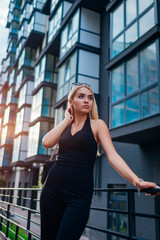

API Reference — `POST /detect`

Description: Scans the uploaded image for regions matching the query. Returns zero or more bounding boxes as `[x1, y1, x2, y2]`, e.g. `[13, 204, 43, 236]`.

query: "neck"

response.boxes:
[73, 113, 88, 124]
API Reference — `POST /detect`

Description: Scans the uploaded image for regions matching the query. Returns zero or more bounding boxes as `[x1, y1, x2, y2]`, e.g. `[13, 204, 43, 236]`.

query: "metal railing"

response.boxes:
[0, 188, 159, 240]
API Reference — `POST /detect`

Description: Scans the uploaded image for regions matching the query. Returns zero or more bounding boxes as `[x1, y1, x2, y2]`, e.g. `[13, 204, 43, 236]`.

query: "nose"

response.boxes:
[84, 97, 89, 103]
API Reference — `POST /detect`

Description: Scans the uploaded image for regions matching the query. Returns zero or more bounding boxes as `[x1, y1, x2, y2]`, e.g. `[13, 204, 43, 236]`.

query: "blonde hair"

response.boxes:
[67, 84, 99, 119]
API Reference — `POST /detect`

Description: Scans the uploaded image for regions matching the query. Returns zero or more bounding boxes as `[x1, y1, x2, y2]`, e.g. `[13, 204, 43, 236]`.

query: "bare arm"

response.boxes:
[97, 119, 157, 190]
[42, 109, 73, 148]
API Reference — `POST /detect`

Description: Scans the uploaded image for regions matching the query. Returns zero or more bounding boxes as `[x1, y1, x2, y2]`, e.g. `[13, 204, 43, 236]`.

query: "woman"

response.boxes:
[40, 83, 158, 240]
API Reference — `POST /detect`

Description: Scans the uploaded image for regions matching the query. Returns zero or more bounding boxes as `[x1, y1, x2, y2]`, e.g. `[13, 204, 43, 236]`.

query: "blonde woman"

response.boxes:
[40, 83, 158, 240]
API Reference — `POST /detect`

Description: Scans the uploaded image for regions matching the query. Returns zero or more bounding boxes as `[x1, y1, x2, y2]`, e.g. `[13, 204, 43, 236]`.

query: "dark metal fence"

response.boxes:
[0, 188, 159, 240]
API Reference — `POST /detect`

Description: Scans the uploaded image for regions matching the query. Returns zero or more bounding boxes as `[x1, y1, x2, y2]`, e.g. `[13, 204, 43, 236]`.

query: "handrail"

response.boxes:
[0, 187, 159, 240]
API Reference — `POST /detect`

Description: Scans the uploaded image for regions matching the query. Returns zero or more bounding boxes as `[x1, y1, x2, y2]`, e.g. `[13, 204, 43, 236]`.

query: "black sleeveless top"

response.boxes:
[47, 117, 97, 200]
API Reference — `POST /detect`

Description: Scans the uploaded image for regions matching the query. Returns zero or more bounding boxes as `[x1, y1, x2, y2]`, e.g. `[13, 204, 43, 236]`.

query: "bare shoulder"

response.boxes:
[90, 119, 108, 129]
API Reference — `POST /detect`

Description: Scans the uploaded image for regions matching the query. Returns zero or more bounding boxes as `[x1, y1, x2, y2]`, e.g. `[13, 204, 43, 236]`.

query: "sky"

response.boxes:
[0, 0, 10, 72]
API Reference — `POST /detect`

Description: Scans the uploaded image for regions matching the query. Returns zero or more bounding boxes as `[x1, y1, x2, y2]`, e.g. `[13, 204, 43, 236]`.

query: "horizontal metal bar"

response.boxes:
[9, 210, 28, 221]
[30, 219, 40, 226]
[134, 212, 160, 219]
[90, 206, 129, 214]
[0, 188, 41, 191]
[0, 200, 39, 213]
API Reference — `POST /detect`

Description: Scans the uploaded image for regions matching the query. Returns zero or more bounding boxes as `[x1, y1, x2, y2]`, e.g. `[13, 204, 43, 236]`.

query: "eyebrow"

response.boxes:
[78, 93, 93, 97]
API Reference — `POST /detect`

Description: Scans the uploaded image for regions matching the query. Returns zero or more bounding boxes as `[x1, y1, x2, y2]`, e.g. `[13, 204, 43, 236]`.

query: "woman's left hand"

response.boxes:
[136, 180, 160, 197]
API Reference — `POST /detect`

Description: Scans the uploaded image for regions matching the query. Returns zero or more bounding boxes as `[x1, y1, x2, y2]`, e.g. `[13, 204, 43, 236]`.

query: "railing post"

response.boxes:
[6, 202, 10, 237]
[155, 196, 160, 240]
[27, 189, 35, 240]
[17, 189, 22, 206]
[128, 190, 136, 238]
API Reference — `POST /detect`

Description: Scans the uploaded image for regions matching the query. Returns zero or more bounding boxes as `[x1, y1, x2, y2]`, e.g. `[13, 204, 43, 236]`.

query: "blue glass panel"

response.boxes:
[126, 96, 139, 123]
[112, 34, 124, 58]
[126, 55, 138, 94]
[112, 102, 124, 128]
[140, 42, 157, 88]
[126, 0, 137, 25]
[125, 23, 138, 48]
[138, 0, 154, 14]
[112, 2, 124, 38]
[141, 87, 159, 118]
[139, 8, 155, 37]
[112, 64, 124, 102]
[42, 105, 49, 117]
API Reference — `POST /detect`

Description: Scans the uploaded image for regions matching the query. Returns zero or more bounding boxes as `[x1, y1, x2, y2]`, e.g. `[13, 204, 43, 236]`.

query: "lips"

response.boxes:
[82, 105, 89, 109]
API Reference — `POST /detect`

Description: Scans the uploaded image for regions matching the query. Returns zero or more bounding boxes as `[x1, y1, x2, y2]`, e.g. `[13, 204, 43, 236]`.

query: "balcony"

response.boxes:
[15, 68, 34, 94]
[3, 105, 16, 127]
[14, 107, 31, 136]
[18, 21, 28, 41]
[0, 187, 159, 240]
[6, 86, 17, 106]
[12, 135, 28, 163]
[19, 3, 31, 25]
[25, 11, 47, 48]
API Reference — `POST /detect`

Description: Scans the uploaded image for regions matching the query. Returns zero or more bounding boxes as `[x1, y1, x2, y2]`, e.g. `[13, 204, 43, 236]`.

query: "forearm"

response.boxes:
[42, 118, 71, 148]
[108, 152, 139, 187]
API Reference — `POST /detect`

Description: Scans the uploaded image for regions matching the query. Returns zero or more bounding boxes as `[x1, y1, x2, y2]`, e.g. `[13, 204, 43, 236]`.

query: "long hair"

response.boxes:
[67, 84, 99, 119]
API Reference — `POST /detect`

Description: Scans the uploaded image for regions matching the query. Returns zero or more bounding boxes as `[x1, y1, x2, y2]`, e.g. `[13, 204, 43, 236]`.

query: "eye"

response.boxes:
[79, 95, 84, 99]
[88, 96, 93, 100]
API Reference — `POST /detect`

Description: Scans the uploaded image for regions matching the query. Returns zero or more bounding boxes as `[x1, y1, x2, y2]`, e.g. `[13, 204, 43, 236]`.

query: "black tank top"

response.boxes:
[54, 116, 97, 200]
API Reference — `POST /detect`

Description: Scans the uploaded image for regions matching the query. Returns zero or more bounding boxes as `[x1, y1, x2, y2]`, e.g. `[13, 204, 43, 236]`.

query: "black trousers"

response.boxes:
[40, 189, 91, 240]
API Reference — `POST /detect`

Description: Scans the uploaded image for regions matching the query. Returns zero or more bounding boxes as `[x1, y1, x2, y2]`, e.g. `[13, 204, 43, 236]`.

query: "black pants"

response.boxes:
[40, 190, 91, 240]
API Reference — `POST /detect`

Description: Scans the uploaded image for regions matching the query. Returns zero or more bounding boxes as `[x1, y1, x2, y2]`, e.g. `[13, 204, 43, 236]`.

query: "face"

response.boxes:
[70, 87, 94, 114]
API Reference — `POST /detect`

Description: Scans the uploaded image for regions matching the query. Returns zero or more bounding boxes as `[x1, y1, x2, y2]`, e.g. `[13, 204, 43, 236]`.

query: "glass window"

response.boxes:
[12, 136, 21, 162]
[18, 83, 27, 108]
[112, 34, 124, 58]
[139, 7, 155, 37]
[126, 0, 137, 25]
[110, 0, 156, 59]
[60, 10, 79, 58]
[27, 122, 40, 157]
[138, 0, 154, 14]
[125, 23, 138, 48]
[112, 102, 124, 128]
[112, 2, 124, 38]
[140, 42, 157, 88]
[141, 87, 159, 118]
[126, 96, 140, 123]
[30, 89, 43, 122]
[38, 122, 53, 155]
[126, 55, 138, 94]
[15, 108, 24, 135]
[111, 40, 159, 128]
[112, 64, 124, 102]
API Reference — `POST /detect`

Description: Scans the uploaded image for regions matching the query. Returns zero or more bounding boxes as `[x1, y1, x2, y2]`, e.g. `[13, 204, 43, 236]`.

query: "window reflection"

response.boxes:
[27, 122, 40, 157]
[57, 51, 77, 101]
[48, 5, 62, 43]
[125, 23, 137, 48]
[140, 42, 157, 88]
[138, 0, 154, 14]
[126, 0, 136, 25]
[111, 41, 159, 128]
[112, 64, 124, 103]
[139, 8, 155, 37]
[112, 3, 124, 38]
[110, 0, 155, 59]
[126, 96, 139, 123]
[112, 102, 124, 128]
[141, 87, 159, 118]
[126, 56, 138, 94]
[60, 10, 79, 58]
[112, 34, 124, 58]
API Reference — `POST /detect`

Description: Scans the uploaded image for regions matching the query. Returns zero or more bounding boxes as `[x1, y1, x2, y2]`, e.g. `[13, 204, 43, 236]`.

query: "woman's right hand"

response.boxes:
[65, 108, 74, 123]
